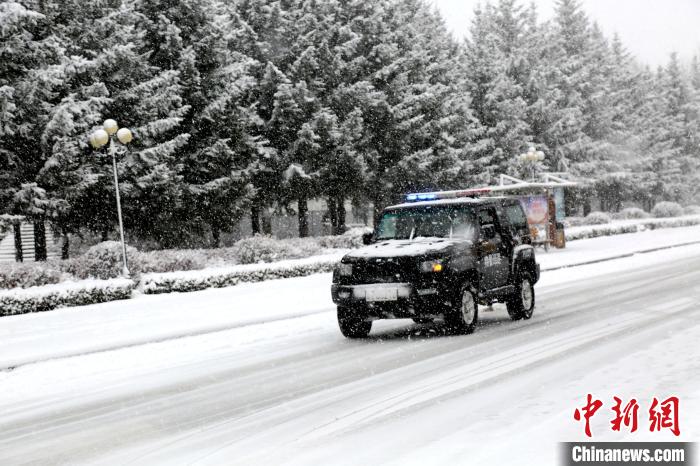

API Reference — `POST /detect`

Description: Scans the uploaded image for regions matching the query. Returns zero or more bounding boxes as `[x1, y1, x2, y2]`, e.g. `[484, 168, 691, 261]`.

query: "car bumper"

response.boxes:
[331, 283, 452, 319]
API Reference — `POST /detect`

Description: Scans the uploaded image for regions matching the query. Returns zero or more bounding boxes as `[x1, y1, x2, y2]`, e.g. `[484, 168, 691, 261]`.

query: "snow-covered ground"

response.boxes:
[1, 226, 699, 465]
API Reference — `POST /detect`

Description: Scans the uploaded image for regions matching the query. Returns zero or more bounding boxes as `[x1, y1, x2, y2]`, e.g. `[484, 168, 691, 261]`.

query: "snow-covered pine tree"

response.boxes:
[0, 1, 64, 257]
[657, 53, 698, 201]
[627, 58, 691, 206]
[34, 0, 190, 249]
[463, 0, 532, 181]
[133, 0, 266, 247]
[387, 0, 479, 192]
[350, 0, 479, 214]
[544, 0, 592, 175]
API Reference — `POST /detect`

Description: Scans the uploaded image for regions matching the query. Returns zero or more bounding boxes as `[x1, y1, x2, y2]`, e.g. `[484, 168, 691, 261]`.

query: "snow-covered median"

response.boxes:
[141, 252, 346, 294]
[0, 278, 134, 316]
[565, 214, 700, 241]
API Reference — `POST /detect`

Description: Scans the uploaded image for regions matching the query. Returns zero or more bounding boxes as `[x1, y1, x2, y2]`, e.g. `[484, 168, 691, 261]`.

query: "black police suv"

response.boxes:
[331, 194, 540, 338]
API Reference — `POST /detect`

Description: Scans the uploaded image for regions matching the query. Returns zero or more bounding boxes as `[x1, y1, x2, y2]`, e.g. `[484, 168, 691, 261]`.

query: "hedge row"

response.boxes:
[0, 279, 135, 316]
[566, 216, 700, 241]
[141, 255, 343, 294]
[1, 231, 369, 290]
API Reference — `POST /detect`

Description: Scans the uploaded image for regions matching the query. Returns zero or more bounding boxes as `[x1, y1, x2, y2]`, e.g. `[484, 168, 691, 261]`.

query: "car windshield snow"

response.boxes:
[375, 205, 477, 241]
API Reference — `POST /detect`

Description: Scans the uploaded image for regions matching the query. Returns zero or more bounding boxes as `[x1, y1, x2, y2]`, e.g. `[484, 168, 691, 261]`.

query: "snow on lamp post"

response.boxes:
[89, 119, 133, 277]
[518, 146, 545, 182]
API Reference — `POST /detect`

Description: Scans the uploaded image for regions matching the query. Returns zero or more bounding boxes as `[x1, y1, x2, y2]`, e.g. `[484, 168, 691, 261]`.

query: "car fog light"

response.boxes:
[338, 290, 351, 299]
[420, 260, 444, 273]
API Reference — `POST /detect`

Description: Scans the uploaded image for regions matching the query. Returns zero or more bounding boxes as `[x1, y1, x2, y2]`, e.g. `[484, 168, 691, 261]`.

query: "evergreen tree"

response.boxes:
[463, 0, 531, 180]
[0, 1, 64, 257]
[35, 0, 190, 248]
[133, 0, 265, 246]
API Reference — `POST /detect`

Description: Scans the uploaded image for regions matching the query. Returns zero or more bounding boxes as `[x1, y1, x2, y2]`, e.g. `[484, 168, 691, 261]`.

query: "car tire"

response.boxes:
[337, 306, 372, 338]
[506, 273, 535, 321]
[446, 285, 478, 334]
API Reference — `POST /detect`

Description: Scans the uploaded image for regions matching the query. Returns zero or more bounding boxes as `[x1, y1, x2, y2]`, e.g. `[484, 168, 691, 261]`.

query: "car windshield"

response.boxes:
[375, 205, 477, 240]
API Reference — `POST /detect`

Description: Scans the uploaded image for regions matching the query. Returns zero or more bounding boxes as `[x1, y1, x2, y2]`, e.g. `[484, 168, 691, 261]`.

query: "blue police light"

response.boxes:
[405, 188, 490, 202]
[405, 193, 438, 202]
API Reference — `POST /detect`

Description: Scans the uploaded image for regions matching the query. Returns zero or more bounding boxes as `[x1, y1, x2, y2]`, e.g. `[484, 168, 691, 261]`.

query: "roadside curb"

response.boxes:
[541, 240, 700, 272]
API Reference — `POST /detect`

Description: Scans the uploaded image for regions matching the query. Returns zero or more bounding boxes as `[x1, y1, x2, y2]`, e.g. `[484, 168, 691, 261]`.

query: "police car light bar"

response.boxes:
[405, 188, 491, 202]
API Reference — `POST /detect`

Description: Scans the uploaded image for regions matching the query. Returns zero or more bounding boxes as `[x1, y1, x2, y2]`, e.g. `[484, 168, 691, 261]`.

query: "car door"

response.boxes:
[477, 207, 510, 289]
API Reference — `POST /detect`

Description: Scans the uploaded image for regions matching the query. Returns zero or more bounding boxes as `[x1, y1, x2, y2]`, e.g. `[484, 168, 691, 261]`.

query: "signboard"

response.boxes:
[519, 195, 549, 226]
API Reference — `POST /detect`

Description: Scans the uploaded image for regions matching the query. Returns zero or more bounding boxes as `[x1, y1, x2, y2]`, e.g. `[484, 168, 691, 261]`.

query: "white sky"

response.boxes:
[432, 0, 700, 67]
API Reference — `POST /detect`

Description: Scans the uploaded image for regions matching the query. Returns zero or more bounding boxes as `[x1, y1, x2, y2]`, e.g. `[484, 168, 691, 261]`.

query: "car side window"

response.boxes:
[477, 208, 494, 226]
[504, 203, 528, 231]
[451, 208, 476, 240]
[478, 207, 500, 242]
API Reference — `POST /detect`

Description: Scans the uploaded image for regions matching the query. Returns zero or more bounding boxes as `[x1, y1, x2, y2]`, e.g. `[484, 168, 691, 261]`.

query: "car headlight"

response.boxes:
[338, 263, 353, 276]
[420, 260, 443, 273]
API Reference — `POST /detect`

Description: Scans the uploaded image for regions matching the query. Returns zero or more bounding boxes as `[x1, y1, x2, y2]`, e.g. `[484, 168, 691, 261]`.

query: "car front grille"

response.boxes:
[351, 258, 417, 284]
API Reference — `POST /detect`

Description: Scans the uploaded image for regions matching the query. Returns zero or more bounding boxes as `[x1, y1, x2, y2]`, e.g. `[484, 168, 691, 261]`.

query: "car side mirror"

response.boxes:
[480, 224, 496, 240]
[362, 232, 374, 245]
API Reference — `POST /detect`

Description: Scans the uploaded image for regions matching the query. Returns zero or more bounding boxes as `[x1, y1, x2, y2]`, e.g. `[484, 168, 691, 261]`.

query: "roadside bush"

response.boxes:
[582, 211, 611, 225]
[139, 249, 207, 273]
[228, 235, 301, 264]
[618, 207, 650, 219]
[683, 205, 700, 215]
[317, 230, 366, 249]
[0, 262, 67, 289]
[566, 216, 700, 241]
[652, 201, 683, 218]
[141, 256, 342, 294]
[563, 217, 585, 227]
[0, 279, 134, 315]
[62, 241, 141, 279]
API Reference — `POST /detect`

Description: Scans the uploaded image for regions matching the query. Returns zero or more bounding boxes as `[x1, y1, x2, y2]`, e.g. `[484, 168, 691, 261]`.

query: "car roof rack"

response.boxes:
[404, 174, 579, 203]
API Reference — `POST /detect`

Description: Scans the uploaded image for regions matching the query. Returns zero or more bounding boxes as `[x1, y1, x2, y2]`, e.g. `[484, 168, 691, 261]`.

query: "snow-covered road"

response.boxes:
[1, 227, 699, 465]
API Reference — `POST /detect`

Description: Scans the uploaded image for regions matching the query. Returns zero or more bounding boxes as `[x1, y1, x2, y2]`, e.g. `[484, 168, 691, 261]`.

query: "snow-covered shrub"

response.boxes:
[566, 216, 700, 241]
[581, 211, 611, 225]
[618, 207, 650, 219]
[683, 205, 700, 215]
[316, 231, 365, 249]
[563, 217, 585, 227]
[139, 249, 207, 273]
[0, 262, 67, 289]
[141, 254, 343, 294]
[566, 224, 639, 241]
[342, 225, 373, 237]
[651, 202, 683, 218]
[62, 241, 141, 279]
[227, 235, 314, 264]
[0, 279, 135, 315]
[281, 237, 330, 256]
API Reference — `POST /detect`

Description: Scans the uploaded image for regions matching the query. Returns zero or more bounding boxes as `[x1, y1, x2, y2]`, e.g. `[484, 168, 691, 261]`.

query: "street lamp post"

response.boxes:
[518, 146, 545, 182]
[89, 119, 133, 277]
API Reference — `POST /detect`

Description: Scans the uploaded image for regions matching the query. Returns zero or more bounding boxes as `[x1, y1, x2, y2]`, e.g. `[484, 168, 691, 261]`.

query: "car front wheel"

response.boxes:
[337, 306, 372, 338]
[446, 285, 478, 334]
[506, 273, 535, 320]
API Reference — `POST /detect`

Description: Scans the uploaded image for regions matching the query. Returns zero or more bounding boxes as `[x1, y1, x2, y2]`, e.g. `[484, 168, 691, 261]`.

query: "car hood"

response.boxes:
[345, 237, 464, 260]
